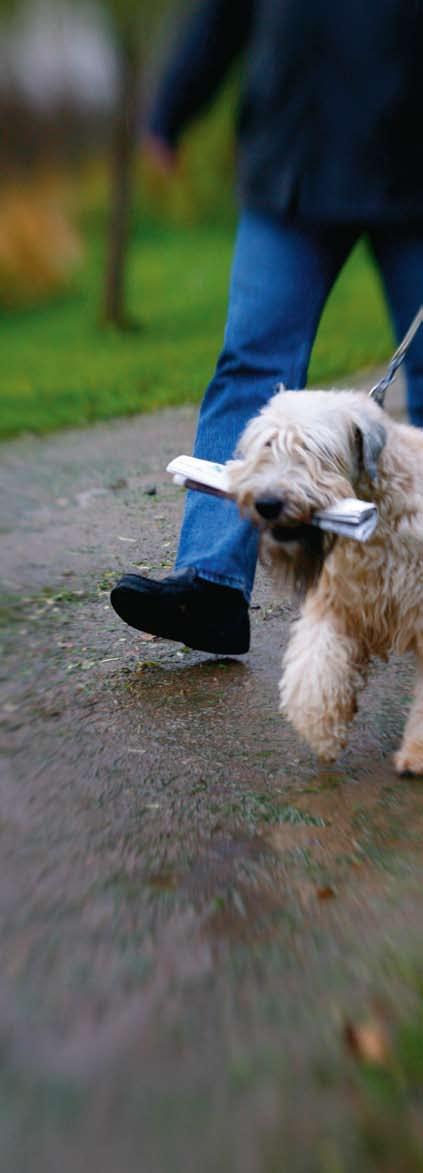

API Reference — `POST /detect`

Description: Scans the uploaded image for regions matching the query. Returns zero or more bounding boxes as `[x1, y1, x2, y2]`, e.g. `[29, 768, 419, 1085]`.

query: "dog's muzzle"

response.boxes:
[255, 496, 309, 542]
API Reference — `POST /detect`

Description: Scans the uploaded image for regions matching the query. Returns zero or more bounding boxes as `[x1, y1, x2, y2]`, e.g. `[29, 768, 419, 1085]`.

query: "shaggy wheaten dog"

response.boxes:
[228, 388, 423, 775]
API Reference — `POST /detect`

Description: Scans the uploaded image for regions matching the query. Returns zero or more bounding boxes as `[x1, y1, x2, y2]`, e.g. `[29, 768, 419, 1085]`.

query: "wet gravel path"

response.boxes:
[2, 373, 423, 1173]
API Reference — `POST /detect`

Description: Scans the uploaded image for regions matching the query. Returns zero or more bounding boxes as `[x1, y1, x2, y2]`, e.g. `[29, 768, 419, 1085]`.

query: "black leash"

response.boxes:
[369, 305, 423, 408]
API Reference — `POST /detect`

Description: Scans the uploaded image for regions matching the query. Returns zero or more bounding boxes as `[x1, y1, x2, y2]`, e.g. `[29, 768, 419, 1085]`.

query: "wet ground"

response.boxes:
[2, 374, 423, 1172]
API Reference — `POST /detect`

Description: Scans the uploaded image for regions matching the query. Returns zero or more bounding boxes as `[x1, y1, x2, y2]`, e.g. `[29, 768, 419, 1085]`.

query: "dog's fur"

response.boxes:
[228, 389, 423, 774]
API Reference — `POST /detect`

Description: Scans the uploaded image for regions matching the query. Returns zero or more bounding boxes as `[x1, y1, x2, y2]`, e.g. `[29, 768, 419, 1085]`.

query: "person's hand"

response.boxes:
[142, 134, 178, 176]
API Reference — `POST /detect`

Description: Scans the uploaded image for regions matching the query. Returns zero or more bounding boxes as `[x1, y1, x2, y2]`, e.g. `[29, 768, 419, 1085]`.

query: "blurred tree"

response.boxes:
[99, 0, 171, 329]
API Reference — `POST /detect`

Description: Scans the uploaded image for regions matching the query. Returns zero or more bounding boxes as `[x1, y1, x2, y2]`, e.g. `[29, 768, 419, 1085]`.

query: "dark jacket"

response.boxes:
[149, 0, 423, 224]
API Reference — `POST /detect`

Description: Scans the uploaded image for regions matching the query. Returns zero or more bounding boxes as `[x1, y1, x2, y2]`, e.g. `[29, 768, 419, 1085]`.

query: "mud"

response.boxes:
[2, 373, 423, 1173]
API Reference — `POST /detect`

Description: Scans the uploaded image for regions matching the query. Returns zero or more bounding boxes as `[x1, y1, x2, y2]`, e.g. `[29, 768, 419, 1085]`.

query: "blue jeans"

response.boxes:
[175, 212, 423, 601]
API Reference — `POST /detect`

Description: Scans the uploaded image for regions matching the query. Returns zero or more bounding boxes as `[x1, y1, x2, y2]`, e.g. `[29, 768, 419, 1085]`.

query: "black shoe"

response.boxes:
[110, 568, 250, 655]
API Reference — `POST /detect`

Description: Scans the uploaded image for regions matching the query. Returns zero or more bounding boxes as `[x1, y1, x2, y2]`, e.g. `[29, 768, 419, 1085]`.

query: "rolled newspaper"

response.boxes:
[166, 456, 378, 542]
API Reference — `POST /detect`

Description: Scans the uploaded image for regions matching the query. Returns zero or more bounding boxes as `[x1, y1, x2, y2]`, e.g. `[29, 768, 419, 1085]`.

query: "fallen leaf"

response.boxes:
[317, 885, 336, 900]
[344, 1019, 391, 1064]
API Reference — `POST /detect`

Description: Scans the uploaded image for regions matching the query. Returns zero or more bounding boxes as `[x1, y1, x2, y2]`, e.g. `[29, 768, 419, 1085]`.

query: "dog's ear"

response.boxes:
[354, 417, 386, 483]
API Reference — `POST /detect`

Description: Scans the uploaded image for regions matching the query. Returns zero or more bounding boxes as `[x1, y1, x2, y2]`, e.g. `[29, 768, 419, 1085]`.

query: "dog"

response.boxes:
[228, 388, 423, 774]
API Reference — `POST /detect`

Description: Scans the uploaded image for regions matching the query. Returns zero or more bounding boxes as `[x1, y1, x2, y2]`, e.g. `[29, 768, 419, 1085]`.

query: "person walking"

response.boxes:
[111, 0, 423, 654]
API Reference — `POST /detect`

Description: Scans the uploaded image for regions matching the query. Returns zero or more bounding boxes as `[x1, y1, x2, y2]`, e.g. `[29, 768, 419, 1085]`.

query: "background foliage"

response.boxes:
[0, 4, 393, 437]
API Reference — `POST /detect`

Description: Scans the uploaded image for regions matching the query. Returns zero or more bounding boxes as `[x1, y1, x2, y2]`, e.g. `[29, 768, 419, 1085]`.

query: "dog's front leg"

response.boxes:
[280, 607, 365, 762]
[394, 655, 423, 777]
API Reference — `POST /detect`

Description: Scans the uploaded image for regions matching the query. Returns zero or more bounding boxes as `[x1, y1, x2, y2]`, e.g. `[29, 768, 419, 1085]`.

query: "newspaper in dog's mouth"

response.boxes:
[166, 456, 378, 542]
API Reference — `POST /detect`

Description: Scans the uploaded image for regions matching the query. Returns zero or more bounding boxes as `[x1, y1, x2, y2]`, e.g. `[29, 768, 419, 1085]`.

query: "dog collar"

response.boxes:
[369, 305, 423, 407]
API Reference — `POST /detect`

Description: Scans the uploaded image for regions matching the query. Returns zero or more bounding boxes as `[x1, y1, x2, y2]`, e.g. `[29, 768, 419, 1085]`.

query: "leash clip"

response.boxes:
[369, 305, 423, 407]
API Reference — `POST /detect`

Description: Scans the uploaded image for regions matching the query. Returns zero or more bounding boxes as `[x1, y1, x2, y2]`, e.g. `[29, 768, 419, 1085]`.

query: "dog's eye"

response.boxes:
[264, 440, 272, 448]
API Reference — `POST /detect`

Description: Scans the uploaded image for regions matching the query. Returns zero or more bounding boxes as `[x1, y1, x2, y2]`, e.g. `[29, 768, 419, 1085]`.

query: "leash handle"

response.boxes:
[369, 305, 423, 407]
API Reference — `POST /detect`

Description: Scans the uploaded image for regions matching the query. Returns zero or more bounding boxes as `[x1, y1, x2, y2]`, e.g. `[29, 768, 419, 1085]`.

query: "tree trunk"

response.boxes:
[103, 41, 140, 329]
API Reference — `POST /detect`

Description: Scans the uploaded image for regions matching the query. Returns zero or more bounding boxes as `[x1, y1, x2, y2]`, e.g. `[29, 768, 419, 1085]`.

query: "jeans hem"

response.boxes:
[175, 564, 251, 604]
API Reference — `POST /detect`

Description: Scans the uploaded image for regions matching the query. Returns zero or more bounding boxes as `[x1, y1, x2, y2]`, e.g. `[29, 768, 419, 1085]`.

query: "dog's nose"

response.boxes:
[255, 496, 283, 520]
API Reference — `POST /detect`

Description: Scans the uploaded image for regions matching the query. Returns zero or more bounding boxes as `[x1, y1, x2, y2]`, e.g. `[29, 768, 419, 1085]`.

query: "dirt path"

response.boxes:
[2, 373, 423, 1173]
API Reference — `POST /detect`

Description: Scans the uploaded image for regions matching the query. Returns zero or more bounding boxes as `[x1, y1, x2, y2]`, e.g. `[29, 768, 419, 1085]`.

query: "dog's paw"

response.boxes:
[394, 745, 423, 778]
[311, 732, 349, 763]
[316, 746, 344, 765]
[287, 716, 349, 763]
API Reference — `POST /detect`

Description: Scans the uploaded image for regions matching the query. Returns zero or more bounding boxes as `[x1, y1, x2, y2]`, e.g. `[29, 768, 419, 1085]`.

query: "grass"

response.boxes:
[0, 220, 394, 440]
